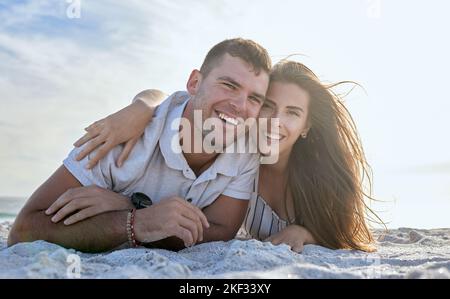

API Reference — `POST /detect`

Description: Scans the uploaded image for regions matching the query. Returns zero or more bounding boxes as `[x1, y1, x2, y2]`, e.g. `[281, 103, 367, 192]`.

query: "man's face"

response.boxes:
[187, 54, 270, 148]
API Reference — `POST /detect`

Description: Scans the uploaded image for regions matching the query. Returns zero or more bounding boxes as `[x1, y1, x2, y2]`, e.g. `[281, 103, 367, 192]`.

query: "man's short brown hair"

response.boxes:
[200, 38, 272, 78]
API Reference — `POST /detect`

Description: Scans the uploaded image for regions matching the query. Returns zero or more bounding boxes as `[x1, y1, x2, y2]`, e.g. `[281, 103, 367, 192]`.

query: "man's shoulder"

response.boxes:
[88, 91, 190, 176]
[215, 150, 260, 178]
[140, 91, 188, 135]
[153, 91, 190, 118]
[140, 90, 189, 143]
[234, 152, 260, 171]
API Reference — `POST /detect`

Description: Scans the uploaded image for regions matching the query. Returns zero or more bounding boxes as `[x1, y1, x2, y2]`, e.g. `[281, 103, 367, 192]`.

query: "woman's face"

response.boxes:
[259, 81, 310, 157]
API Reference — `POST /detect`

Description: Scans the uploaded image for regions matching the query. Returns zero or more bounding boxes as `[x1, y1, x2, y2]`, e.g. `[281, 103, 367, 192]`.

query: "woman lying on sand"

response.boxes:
[71, 60, 381, 253]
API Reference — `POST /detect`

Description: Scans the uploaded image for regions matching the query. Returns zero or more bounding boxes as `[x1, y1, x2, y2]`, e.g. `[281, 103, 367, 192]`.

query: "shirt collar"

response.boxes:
[159, 92, 191, 173]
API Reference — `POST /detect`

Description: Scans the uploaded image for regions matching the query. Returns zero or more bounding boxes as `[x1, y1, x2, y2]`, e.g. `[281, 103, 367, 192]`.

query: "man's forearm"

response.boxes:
[11, 209, 128, 253]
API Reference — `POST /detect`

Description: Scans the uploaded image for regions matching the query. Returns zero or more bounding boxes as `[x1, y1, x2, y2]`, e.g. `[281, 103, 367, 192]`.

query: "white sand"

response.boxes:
[1, 221, 449, 279]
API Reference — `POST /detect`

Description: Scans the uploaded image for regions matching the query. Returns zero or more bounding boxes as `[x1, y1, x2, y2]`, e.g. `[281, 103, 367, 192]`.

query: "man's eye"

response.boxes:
[223, 83, 236, 90]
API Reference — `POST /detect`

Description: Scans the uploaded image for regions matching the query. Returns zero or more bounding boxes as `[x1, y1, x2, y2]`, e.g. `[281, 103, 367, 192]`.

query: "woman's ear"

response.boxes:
[305, 119, 312, 134]
[305, 126, 311, 135]
[186, 70, 202, 95]
[302, 124, 311, 138]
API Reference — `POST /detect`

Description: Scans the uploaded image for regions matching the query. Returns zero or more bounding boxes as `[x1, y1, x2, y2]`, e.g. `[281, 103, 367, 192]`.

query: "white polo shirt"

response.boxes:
[63, 91, 260, 208]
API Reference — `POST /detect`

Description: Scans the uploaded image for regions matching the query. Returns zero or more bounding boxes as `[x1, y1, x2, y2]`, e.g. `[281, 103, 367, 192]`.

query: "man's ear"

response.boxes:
[186, 69, 202, 95]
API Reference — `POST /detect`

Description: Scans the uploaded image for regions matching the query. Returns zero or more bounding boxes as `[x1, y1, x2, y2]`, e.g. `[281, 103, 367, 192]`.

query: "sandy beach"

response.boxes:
[1, 221, 449, 279]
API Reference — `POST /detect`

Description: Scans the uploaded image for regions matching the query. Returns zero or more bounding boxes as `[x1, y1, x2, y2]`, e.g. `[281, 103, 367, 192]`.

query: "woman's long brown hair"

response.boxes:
[271, 60, 382, 252]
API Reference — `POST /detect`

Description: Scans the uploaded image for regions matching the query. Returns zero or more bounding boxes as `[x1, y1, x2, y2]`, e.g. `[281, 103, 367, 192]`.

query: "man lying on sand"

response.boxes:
[8, 38, 271, 252]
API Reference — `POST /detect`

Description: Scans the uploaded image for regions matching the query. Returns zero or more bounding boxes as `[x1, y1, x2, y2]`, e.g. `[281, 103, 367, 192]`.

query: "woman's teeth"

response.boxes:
[265, 132, 283, 140]
[218, 113, 238, 126]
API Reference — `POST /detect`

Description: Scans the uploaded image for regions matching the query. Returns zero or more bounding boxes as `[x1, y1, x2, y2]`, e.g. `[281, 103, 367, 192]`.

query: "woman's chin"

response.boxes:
[259, 146, 281, 158]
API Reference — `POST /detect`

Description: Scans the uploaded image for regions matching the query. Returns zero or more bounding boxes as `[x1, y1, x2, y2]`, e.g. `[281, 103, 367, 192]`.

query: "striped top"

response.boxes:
[239, 171, 294, 240]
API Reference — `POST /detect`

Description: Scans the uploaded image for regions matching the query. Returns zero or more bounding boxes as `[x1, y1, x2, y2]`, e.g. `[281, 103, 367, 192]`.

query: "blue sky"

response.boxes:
[1, 0, 449, 228]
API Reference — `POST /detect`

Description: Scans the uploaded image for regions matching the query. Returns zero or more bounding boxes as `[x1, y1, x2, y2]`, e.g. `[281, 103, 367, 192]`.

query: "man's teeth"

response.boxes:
[218, 113, 238, 126]
[265, 132, 283, 140]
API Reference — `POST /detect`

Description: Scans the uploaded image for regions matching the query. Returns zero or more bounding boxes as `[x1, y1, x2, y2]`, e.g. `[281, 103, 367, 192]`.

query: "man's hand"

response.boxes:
[264, 224, 316, 253]
[8, 166, 130, 252]
[134, 197, 210, 248]
[45, 185, 134, 225]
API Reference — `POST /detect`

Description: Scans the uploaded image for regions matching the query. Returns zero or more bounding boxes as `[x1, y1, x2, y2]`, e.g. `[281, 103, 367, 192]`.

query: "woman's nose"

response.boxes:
[268, 111, 283, 129]
[269, 117, 281, 131]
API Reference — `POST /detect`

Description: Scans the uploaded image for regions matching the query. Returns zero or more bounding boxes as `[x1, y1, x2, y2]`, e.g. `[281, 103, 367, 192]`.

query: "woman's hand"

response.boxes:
[265, 224, 316, 253]
[74, 89, 165, 169]
[73, 101, 152, 169]
[45, 186, 135, 225]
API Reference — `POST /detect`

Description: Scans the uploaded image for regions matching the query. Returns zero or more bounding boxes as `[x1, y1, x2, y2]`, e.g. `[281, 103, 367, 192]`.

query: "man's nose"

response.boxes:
[229, 93, 247, 115]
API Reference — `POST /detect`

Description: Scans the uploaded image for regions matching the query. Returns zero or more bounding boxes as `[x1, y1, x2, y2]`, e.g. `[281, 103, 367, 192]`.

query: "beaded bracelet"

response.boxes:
[126, 208, 139, 248]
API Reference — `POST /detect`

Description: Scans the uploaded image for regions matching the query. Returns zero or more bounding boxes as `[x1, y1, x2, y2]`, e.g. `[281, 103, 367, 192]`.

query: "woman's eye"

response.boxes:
[288, 111, 300, 117]
[249, 96, 261, 104]
[261, 104, 273, 110]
